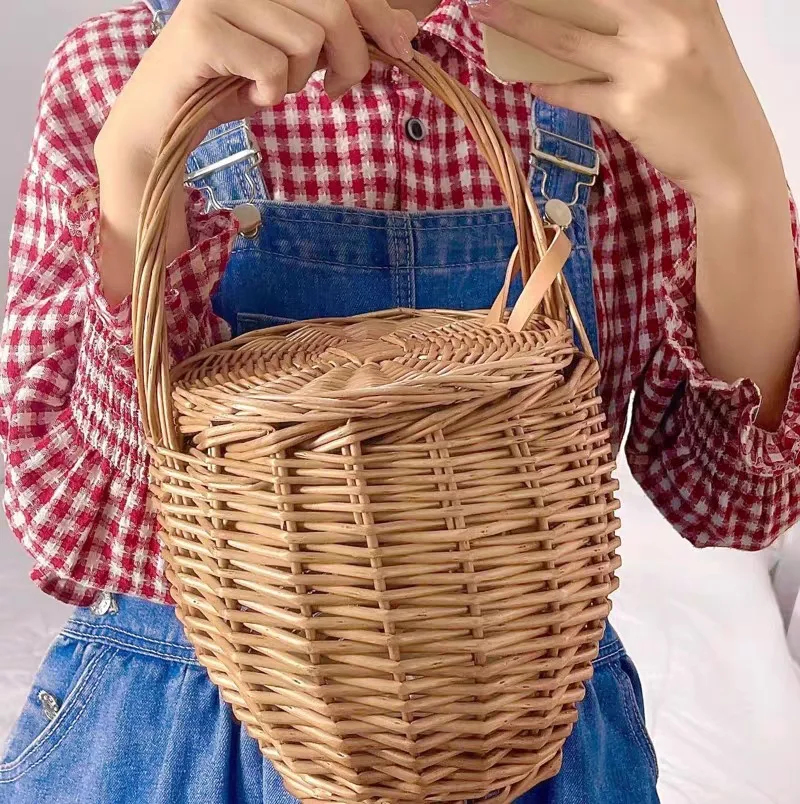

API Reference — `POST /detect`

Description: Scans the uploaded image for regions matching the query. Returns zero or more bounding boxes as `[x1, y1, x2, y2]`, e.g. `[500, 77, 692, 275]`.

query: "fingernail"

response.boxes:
[391, 30, 414, 62]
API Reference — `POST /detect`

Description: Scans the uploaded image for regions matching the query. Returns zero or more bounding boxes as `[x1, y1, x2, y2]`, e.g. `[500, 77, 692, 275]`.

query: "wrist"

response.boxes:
[690, 159, 788, 219]
[95, 115, 157, 184]
[95, 130, 190, 308]
[688, 132, 787, 209]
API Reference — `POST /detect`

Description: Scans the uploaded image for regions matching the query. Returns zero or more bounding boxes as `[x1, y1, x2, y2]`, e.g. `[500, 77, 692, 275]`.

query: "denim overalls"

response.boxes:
[0, 2, 659, 801]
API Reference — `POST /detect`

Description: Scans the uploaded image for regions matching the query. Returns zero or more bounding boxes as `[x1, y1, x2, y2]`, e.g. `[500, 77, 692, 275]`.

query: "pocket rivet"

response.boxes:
[232, 203, 262, 239]
[37, 690, 61, 721]
[90, 591, 118, 617]
[544, 198, 573, 229]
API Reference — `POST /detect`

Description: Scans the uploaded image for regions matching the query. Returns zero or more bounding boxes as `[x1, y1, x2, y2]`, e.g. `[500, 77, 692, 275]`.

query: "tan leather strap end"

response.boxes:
[487, 229, 572, 332]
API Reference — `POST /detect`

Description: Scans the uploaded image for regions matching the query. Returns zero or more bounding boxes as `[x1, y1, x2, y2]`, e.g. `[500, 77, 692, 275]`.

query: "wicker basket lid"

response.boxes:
[171, 310, 576, 434]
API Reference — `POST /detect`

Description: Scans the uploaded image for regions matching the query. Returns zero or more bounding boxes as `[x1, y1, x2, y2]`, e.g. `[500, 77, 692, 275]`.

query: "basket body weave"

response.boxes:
[154, 310, 621, 802]
[133, 49, 620, 804]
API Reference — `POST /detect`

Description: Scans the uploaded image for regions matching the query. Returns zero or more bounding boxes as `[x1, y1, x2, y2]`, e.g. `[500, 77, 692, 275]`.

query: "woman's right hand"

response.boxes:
[94, 0, 418, 306]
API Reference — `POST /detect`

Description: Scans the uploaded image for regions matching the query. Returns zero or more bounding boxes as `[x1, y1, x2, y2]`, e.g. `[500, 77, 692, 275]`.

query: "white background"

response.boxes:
[0, 2, 799, 802]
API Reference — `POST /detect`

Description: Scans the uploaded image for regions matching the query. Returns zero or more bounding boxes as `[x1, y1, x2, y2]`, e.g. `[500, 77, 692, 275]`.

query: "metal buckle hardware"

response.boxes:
[185, 129, 262, 185]
[184, 124, 264, 212]
[530, 129, 600, 207]
[151, 9, 168, 36]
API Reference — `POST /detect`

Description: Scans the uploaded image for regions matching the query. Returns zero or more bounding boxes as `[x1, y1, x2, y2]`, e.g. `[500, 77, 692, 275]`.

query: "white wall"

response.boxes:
[721, 1, 800, 193]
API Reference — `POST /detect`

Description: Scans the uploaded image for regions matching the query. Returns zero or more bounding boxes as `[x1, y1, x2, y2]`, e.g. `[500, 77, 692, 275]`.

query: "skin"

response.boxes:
[470, 0, 800, 429]
[95, 0, 799, 430]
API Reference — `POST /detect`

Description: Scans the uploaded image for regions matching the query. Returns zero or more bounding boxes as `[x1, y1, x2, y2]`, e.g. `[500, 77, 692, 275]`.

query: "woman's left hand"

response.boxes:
[470, 0, 781, 204]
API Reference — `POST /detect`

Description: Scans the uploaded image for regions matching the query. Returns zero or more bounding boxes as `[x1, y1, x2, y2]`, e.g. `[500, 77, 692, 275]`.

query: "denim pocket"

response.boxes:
[0, 636, 115, 784]
[236, 312, 297, 336]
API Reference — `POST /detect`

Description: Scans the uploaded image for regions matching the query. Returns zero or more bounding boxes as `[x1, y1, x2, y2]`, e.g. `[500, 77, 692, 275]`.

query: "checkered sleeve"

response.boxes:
[613, 137, 800, 550]
[0, 10, 237, 604]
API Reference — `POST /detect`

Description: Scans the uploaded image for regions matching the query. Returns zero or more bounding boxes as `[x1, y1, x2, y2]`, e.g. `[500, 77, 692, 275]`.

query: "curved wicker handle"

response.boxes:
[132, 48, 584, 453]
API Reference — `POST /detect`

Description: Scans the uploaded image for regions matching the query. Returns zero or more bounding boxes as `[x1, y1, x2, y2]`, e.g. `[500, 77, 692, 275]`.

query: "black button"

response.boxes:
[405, 117, 426, 142]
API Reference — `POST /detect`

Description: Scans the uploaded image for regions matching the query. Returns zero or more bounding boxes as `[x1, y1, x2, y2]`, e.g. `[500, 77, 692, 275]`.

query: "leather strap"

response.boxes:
[486, 228, 572, 332]
[508, 229, 572, 331]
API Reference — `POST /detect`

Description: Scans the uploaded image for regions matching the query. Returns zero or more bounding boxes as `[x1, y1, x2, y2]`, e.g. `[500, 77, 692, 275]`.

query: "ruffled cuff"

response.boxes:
[5, 397, 169, 605]
[662, 227, 800, 476]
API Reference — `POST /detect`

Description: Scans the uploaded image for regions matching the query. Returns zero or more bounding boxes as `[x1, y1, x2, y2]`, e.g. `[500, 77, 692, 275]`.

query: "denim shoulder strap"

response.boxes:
[144, 0, 177, 30]
[145, 0, 269, 216]
[528, 99, 601, 356]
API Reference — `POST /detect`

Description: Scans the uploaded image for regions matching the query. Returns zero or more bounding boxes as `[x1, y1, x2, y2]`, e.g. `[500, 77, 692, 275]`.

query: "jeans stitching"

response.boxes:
[609, 661, 649, 772]
[238, 313, 295, 326]
[254, 216, 393, 231]
[61, 631, 199, 665]
[609, 661, 658, 780]
[63, 621, 193, 653]
[247, 202, 515, 228]
[406, 218, 414, 308]
[0, 646, 118, 782]
[61, 626, 197, 664]
[412, 217, 513, 230]
[0, 649, 101, 773]
[593, 645, 624, 667]
[231, 248, 520, 270]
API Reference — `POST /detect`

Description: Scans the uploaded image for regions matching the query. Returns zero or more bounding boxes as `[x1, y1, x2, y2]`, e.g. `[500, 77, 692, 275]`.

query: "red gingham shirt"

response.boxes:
[2, 0, 800, 606]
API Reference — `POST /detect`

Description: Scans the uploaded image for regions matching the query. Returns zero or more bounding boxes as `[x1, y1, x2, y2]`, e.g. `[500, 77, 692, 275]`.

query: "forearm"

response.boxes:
[694, 160, 800, 430]
[95, 128, 190, 308]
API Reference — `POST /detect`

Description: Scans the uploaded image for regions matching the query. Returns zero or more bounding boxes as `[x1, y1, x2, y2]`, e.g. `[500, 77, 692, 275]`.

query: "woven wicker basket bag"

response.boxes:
[131, 47, 621, 804]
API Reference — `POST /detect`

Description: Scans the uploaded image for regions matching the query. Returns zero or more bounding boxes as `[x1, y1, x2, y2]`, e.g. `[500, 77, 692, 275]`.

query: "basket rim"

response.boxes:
[171, 308, 578, 406]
